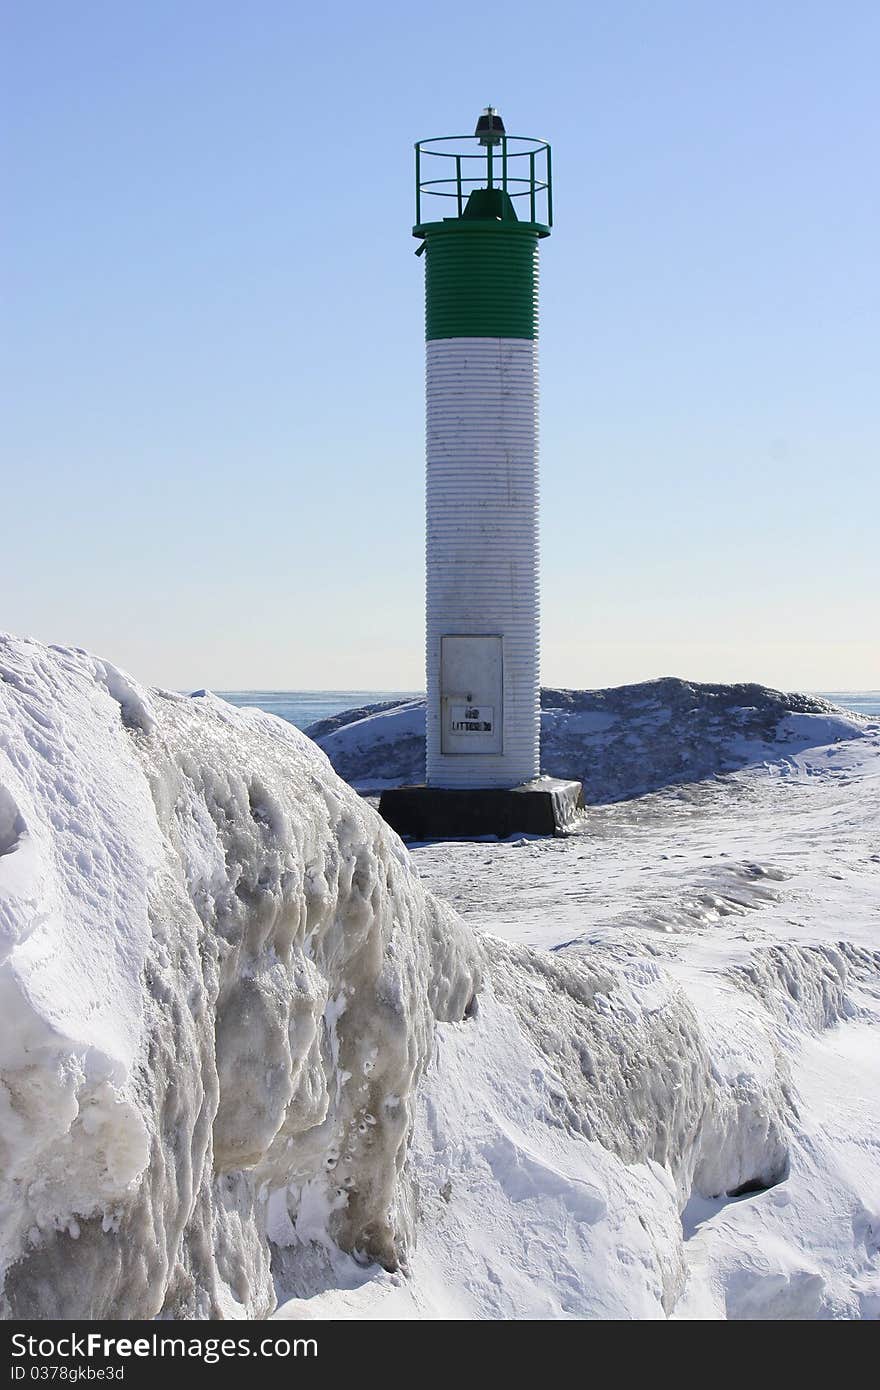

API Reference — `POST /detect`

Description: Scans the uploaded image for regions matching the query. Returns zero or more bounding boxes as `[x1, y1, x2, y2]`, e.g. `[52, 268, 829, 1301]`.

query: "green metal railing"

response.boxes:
[415, 133, 552, 229]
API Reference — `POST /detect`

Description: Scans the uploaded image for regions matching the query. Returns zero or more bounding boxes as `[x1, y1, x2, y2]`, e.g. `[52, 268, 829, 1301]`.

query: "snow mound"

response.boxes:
[274, 908, 880, 1321]
[386, 725, 880, 1320]
[0, 634, 480, 1318]
[486, 938, 791, 1204]
[306, 679, 868, 800]
[729, 940, 879, 1033]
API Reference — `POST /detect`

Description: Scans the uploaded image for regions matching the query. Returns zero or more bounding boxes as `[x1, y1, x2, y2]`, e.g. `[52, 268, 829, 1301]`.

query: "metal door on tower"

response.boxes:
[440, 635, 504, 755]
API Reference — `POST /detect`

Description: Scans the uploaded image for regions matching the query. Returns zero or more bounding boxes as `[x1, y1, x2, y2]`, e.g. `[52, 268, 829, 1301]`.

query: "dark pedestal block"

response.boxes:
[378, 778, 585, 840]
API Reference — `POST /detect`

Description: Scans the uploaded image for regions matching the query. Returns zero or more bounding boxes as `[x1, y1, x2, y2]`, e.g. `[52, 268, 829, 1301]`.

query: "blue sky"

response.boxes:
[3, 1, 878, 691]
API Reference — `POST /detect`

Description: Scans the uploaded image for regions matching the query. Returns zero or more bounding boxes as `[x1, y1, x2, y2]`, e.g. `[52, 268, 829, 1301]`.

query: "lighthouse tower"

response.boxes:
[380, 110, 582, 838]
[418, 108, 548, 790]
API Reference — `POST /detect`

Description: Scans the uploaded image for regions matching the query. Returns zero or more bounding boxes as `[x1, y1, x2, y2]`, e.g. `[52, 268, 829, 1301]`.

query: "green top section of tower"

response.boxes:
[414, 109, 552, 342]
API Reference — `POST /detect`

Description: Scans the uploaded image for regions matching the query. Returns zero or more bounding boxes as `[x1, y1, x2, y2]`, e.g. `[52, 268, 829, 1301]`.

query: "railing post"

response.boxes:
[456, 154, 462, 216]
[415, 143, 421, 224]
[501, 134, 508, 217]
[546, 144, 552, 226]
[529, 150, 536, 223]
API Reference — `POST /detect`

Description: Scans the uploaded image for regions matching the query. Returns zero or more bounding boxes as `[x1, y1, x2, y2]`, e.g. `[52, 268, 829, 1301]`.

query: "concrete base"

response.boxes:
[378, 778, 585, 841]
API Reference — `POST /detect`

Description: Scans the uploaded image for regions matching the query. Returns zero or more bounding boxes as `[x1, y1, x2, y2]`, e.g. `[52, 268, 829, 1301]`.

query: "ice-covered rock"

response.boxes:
[306, 679, 867, 799]
[0, 635, 480, 1318]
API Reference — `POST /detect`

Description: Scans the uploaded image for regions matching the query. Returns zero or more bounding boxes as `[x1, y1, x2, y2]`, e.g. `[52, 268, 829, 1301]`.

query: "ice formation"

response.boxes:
[2, 634, 878, 1320]
[0, 635, 479, 1318]
[306, 680, 867, 798]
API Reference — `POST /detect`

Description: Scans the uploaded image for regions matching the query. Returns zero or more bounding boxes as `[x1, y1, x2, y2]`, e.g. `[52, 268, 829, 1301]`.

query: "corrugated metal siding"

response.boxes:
[426, 337, 540, 788]
[423, 223, 540, 341]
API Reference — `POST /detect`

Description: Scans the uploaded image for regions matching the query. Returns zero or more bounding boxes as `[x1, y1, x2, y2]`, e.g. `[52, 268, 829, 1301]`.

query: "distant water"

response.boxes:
[218, 689, 879, 729]
[220, 690, 421, 730]
[816, 692, 880, 717]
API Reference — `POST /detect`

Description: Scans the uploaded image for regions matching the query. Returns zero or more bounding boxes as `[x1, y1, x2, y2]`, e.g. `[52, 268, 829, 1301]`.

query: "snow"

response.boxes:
[277, 697, 880, 1321]
[277, 985, 686, 1320]
[0, 634, 479, 1318]
[677, 1019, 880, 1319]
[307, 680, 867, 800]
[2, 632, 878, 1320]
[309, 700, 427, 792]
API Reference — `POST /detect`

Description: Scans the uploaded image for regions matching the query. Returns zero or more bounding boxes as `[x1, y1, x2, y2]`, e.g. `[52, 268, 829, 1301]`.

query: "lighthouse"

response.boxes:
[380, 109, 583, 838]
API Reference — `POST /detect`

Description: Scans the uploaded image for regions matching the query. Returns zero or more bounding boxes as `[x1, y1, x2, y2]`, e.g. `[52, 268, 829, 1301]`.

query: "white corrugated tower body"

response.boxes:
[426, 336, 540, 788]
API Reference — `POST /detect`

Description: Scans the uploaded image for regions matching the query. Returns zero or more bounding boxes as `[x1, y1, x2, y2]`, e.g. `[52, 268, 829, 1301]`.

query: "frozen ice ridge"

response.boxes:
[0, 635, 479, 1317]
